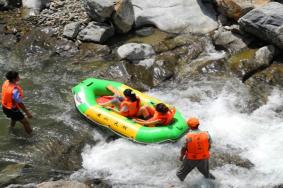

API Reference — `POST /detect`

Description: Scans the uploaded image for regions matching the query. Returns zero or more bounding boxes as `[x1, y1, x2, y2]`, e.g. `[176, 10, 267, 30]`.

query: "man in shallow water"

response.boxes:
[1, 71, 33, 135]
[176, 117, 215, 181]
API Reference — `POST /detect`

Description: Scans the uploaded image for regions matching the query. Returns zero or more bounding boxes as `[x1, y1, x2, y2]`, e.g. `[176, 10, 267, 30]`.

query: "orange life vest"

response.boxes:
[119, 97, 141, 117]
[151, 109, 174, 125]
[185, 131, 210, 160]
[1, 80, 23, 109]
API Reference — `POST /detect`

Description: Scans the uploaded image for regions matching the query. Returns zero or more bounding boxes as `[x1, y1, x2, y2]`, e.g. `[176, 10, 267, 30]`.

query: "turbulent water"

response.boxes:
[70, 79, 283, 188]
[0, 42, 283, 188]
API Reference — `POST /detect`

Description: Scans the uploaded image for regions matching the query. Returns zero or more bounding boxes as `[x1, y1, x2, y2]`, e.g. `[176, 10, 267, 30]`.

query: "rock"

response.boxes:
[63, 22, 81, 39]
[22, 0, 50, 14]
[78, 21, 114, 43]
[82, 0, 115, 22]
[37, 180, 88, 188]
[215, 0, 270, 20]
[0, 163, 26, 187]
[55, 38, 79, 57]
[135, 27, 155, 37]
[131, 0, 218, 34]
[238, 2, 283, 50]
[5, 183, 37, 188]
[213, 27, 252, 53]
[227, 46, 275, 81]
[112, 0, 134, 33]
[117, 43, 155, 60]
[78, 42, 111, 58]
[0, 33, 17, 49]
[0, 0, 21, 9]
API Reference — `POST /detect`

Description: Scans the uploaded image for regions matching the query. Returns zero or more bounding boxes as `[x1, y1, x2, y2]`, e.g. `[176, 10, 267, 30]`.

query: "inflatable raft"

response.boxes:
[72, 78, 188, 143]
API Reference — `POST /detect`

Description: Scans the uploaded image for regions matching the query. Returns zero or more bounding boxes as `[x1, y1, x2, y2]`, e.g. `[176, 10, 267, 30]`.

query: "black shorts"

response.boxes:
[2, 106, 24, 121]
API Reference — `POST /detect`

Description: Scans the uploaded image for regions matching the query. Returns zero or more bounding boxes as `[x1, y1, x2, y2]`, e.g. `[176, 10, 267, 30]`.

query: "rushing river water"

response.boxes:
[0, 41, 283, 188]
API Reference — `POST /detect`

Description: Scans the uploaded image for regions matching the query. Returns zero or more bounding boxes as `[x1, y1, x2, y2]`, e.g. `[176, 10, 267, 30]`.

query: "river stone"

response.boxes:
[117, 43, 155, 60]
[37, 180, 88, 188]
[213, 27, 252, 53]
[131, 0, 218, 34]
[112, 0, 134, 33]
[63, 22, 81, 39]
[82, 0, 115, 22]
[135, 27, 154, 37]
[78, 21, 114, 43]
[238, 2, 283, 50]
[0, 163, 26, 187]
[215, 0, 270, 20]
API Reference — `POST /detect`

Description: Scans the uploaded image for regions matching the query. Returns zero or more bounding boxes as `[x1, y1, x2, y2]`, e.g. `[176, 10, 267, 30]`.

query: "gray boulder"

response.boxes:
[63, 22, 81, 39]
[238, 2, 283, 50]
[112, 0, 134, 33]
[117, 43, 155, 60]
[83, 0, 115, 22]
[131, 0, 218, 34]
[78, 21, 115, 43]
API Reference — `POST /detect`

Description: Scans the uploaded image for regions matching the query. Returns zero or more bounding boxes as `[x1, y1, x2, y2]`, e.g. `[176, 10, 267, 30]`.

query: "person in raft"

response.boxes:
[133, 103, 176, 127]
[99, 86, 141, 118]
[176, 117, 215, 181]
[1, 71, 33, 135]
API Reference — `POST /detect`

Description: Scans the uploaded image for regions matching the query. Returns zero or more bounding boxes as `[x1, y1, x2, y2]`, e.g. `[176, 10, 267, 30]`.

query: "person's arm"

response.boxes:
[107, 85, 123, 97]
[18, 103, 32, 118]
[133, 118, 161, 127]
[179, 144, 187, 161]
[13, 88, 32, 118]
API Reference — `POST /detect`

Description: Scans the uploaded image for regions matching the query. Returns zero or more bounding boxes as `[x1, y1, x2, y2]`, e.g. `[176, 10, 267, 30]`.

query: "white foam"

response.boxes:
[76, 80, 283, 187]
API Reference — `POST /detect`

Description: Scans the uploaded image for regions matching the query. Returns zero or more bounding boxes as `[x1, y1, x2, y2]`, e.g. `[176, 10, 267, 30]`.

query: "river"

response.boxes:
[0, 40, 283, 188]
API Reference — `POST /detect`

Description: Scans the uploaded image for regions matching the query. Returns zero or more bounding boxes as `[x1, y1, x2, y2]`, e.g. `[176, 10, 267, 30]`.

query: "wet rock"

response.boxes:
[228, 46, 275, 81]
[132, 0, 218, 34]
[63, 22, 81, 39]
[0, 33, 17, 49]
[54, 38, 79, 57]
[0, 163, 26, 187]
[78, 42, 111, 59]
[117, 43, 155, 60]
[238, 2, 283, 50]
[213, 27, 252, 53]
[5, 183, 37, 188]
[215, 0, 270, 20]
[211, 149, 254, 169]
[112, 0, 134, 33]
[244, 64, 283, 105]
[37, 180, 88, 188]
[135, 27, 154, 37]
[78, 21, 115, 43]
[82, 0, 115, 22]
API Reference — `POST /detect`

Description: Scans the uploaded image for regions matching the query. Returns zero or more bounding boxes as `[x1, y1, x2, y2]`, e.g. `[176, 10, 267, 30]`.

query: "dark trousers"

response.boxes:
[176, 158, 214, 181]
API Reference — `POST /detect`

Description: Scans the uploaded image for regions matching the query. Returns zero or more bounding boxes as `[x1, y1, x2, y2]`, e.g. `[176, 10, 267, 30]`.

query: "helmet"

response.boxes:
[187, 117, 199, 129]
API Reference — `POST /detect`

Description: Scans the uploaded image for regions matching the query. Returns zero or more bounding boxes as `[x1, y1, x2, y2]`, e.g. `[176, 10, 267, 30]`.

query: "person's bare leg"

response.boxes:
[19, 118, 32, 135]
[10, 119, 16, 128]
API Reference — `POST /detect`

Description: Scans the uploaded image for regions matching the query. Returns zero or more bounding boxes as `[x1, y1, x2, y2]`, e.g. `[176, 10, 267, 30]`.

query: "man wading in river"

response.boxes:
[176, 117, 215, 181]
[1, 71, 33, 135]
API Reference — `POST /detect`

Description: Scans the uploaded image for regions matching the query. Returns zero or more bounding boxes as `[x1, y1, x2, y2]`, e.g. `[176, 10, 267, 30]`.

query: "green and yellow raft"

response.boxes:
[72, 78, 188, 144]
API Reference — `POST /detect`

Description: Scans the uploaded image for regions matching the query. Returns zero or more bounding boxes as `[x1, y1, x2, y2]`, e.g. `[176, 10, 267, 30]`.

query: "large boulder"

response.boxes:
[82, 0, 115, 22]
[238, 2, 283, 50]
[112, 0, 134, 33]
[78, 21, 115, 43]
[215, 0, 270, 20]
[131, 0, 218, 34]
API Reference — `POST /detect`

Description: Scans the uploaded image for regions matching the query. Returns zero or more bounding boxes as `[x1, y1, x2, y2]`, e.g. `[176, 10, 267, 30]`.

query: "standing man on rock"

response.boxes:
[176, 117, 215, 181]
[1, 71, 33, 135]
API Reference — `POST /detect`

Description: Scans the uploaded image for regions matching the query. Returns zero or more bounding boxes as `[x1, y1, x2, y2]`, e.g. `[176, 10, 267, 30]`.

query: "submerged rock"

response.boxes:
[37, 180, 88, 188]
[0, 163, 26, 187]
